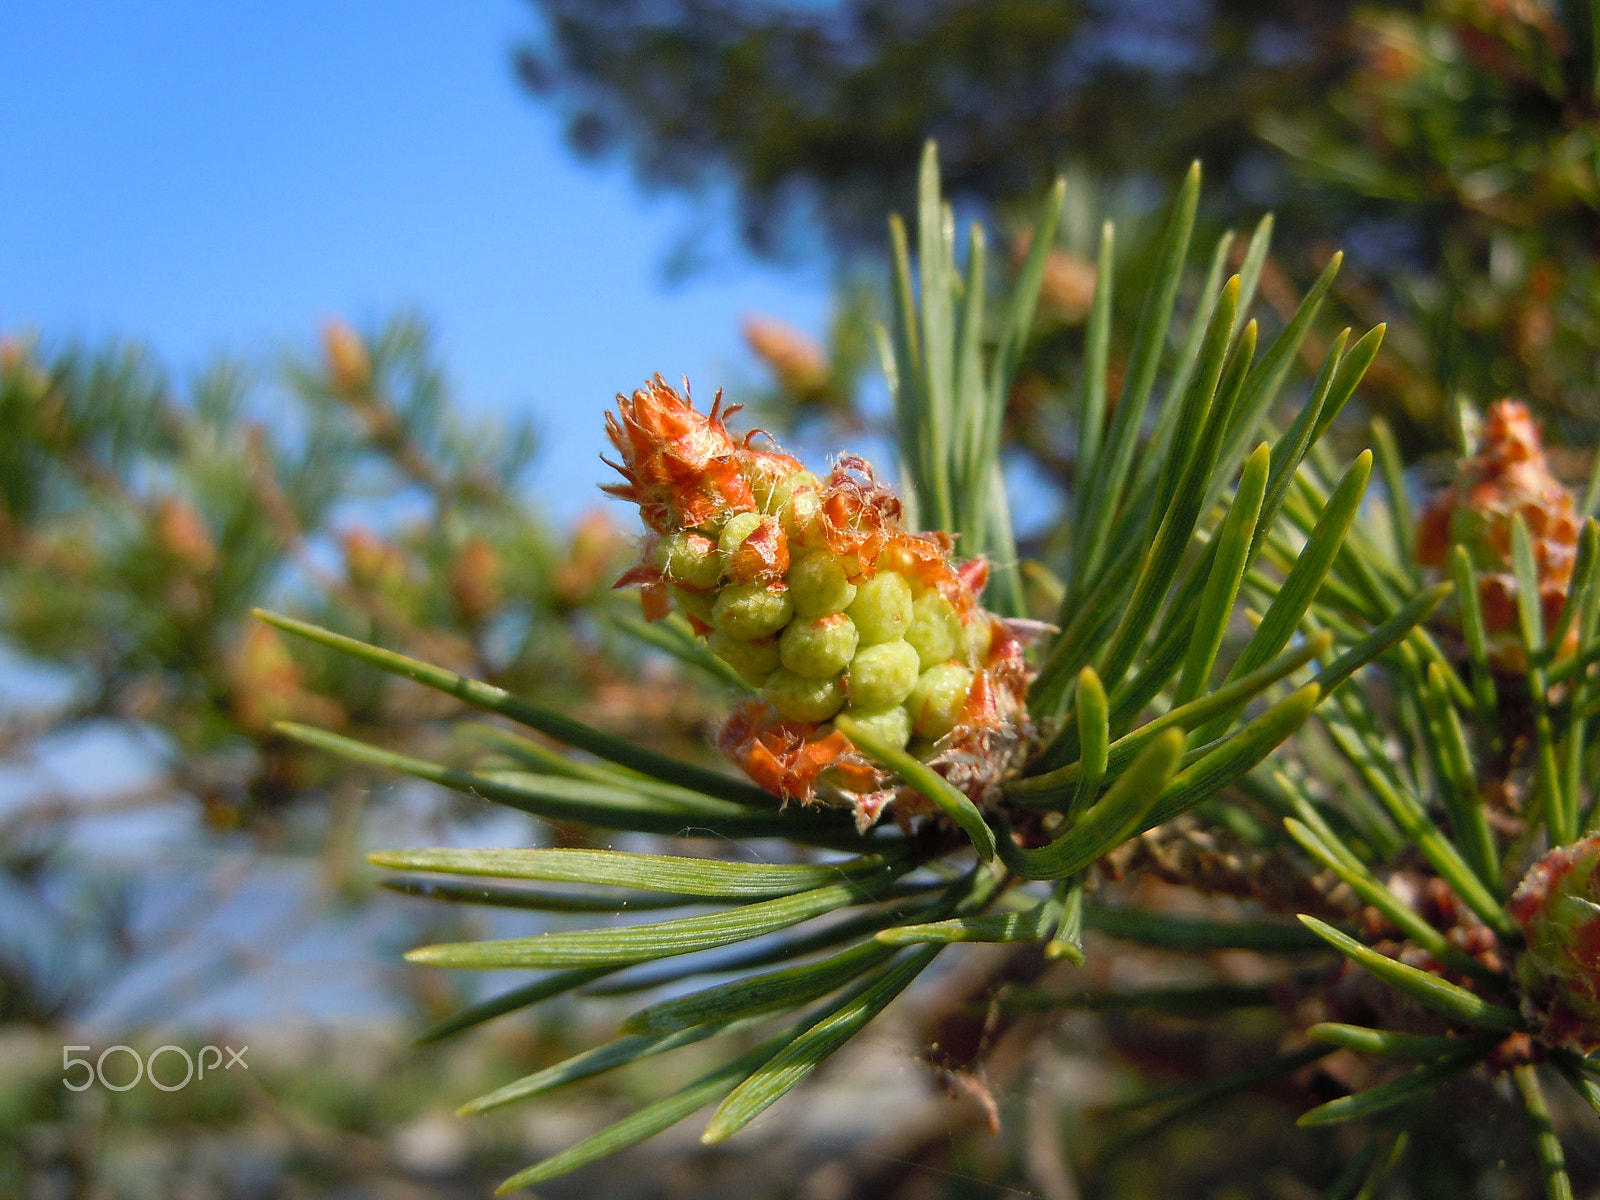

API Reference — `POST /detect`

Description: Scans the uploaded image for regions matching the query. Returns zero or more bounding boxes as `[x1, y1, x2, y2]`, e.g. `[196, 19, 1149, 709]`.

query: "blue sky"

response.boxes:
[0, 1, 833, 519]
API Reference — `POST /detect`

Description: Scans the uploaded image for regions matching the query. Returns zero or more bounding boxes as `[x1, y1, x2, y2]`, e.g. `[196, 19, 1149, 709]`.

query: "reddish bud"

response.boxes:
[1510, 836, 1600, 1053]
[1416, 399, 1579, 668]
[601, 375, 755, 533]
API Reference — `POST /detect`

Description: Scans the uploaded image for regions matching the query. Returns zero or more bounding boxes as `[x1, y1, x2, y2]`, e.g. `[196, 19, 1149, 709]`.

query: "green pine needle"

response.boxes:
[367, 846, 898, 899]
[1297, 916, 1522, 1031]
[1298, 1048, 1487, 1127]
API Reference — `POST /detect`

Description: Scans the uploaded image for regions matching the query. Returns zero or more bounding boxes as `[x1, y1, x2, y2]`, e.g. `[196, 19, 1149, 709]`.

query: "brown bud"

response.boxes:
[154, 497, 216, 573]
[342, 527, 407, 592]
[1013, 235, 1097, 324]
[450, 538, 502, 621]
[231, 623, 345, 733]
[232, 624, 304, 731]
[0, 336, 23, 374]
[322, 319, 371, 397]
[555, 508, 624, 602]
[742, 315, 829, 393]
[1039, 250, 1098, 323]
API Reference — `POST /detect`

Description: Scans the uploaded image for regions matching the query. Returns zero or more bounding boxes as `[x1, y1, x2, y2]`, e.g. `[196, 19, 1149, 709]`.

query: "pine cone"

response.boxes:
[604, 376, 1034, 829]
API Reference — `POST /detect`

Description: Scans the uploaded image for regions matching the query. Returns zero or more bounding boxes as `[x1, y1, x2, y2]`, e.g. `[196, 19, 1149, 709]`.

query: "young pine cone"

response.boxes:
[603, 375, 1036, 830]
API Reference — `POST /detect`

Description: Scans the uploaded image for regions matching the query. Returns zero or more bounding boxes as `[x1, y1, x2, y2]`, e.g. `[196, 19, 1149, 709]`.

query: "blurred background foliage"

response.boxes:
[7, 0, 1600, 1196]
[524, 0, 1600, 456]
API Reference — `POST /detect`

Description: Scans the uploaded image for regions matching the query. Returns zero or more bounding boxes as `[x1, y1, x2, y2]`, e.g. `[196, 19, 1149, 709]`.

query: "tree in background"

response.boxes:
[1263, 0, 1600, 446]
[0, 314, 670, 1025]
[517, 0, 1359, 257]
[519, 0, 1600, 461]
